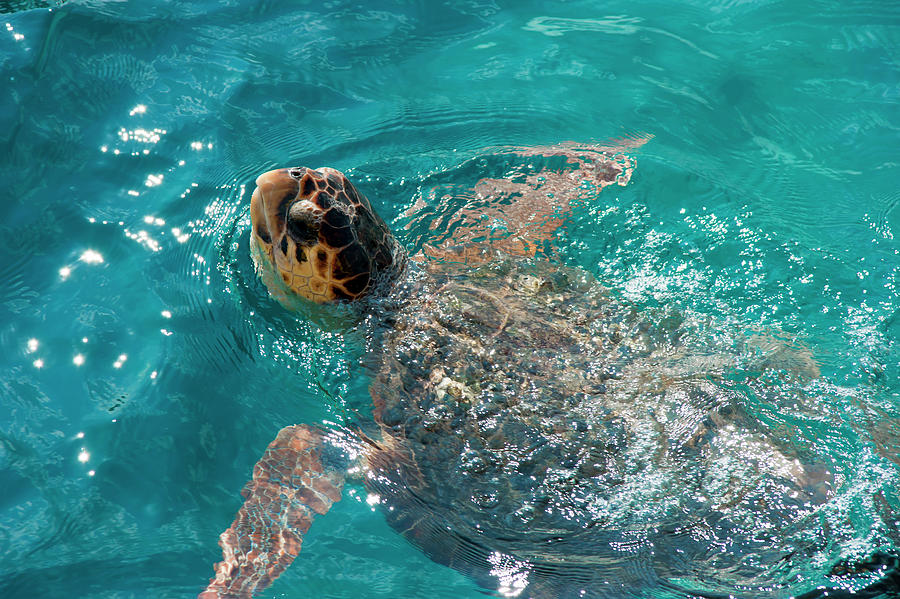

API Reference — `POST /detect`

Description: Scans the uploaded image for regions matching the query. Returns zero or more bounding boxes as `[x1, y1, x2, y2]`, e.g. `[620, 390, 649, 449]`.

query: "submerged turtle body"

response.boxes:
[203, 146, 834, 599]
[365, 257, 827, 595]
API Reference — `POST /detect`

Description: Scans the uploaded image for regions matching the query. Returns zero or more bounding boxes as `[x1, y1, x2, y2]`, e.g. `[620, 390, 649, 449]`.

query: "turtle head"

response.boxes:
[250, 166, 401, 303]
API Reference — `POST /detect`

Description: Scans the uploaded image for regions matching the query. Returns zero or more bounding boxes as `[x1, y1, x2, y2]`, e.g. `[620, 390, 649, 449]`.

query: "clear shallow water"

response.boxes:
[1, 0, 899, 598]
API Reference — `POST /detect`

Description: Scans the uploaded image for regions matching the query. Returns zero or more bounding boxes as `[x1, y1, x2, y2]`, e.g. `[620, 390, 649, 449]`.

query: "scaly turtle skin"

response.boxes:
[202, 146, 833, 599]
[249, 166, 402, 302]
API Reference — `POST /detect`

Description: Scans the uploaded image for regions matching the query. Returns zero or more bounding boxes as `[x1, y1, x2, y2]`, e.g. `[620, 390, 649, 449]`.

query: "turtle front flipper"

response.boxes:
[421, 139, 650, 264]
[199, 424, 345, 598]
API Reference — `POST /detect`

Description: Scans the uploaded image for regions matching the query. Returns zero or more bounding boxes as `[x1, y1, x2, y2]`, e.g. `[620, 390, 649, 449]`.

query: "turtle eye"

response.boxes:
[288, 167, 307, 180]
[286, 204, 320, 246]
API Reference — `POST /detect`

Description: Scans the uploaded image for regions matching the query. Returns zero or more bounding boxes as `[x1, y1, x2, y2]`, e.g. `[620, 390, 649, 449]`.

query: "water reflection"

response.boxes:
[1, 0, 897, 596]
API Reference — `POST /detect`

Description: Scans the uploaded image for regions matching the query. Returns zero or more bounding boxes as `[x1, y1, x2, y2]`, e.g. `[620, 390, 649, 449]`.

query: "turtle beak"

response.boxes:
[254, 168, 299, 216]
[250, 168, 300, 250]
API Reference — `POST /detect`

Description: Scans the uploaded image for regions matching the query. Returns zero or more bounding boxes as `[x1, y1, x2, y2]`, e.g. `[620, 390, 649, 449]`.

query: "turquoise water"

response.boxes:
[1, 0, 899, 597]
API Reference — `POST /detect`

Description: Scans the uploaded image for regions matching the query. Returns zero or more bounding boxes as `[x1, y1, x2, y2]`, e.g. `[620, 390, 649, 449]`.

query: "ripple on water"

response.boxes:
[0, 0, 66, 14]
[1, 0, 897, 596]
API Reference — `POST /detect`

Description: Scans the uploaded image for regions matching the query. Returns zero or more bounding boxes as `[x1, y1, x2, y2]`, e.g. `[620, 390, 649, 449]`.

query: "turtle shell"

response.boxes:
[247, 165, 834, 597]
[362, 257, 831, 597]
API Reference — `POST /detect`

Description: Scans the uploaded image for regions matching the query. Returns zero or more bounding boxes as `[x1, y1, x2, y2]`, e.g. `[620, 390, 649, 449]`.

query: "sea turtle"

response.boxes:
[199, 144, 835, 599]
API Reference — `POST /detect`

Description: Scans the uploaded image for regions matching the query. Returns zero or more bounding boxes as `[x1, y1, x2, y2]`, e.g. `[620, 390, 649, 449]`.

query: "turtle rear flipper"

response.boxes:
[200, 424, 345, 599]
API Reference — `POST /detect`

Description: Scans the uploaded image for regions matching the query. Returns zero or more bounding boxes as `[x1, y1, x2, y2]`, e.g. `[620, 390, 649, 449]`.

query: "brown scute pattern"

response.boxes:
[355, 205, 395, 271]
[326, 173, 344, 190]
[342, 272, 370, 295]
[316, 190, 334, 210]
[374, 245, 394, 271]
[250, 166, 400, 303]
[322, 202, 350, 229]
[355, 205, 383, 252]
[344, 183, 361, 205]
[300, 173, 316, 197]
[331, 287, 353, 301]
[334, 244, 369, 280]
[319, 221, 355, 248]
[199, 425, 344, 599]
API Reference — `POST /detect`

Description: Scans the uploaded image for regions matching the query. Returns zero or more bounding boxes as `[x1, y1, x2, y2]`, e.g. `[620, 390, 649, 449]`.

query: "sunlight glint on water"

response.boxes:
[0, 0, 898, 598]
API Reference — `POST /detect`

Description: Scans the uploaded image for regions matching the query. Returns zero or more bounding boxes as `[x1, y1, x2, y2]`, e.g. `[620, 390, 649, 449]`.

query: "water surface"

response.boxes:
[1, 0, 899, 597]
